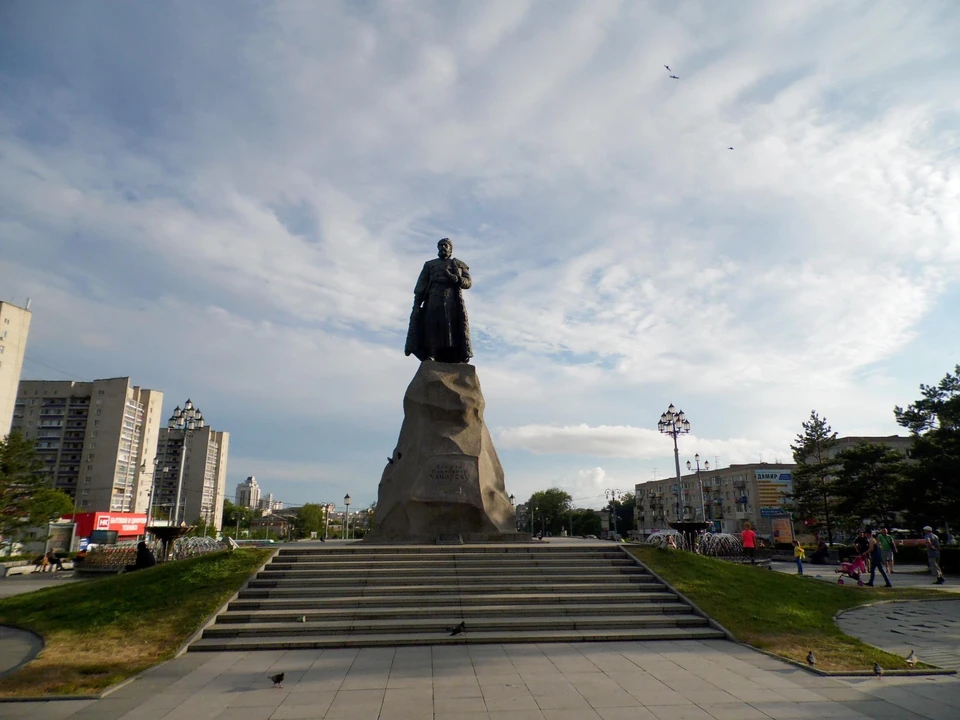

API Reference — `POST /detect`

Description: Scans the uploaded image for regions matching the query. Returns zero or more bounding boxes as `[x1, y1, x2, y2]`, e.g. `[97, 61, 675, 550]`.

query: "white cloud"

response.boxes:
[496, 424, 787, 465]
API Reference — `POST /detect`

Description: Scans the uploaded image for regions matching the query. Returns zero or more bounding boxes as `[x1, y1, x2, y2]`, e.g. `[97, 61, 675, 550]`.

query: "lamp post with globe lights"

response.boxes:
[686, 454, 710, 522]
[657, 404, 690, 521]
[344, 494, 352, 539]
[167, 400, 206, 526]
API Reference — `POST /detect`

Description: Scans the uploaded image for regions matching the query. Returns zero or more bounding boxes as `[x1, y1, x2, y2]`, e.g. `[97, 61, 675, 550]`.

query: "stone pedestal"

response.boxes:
[369, 361, 521, 543]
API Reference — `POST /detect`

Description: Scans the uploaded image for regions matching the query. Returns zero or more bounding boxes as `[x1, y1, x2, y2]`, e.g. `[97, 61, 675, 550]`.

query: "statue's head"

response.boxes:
[437, 238, 453, 260]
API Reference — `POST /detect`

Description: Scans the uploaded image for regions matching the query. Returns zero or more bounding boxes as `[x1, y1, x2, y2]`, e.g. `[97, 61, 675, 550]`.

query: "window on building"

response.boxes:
[81, 500, 89, 507]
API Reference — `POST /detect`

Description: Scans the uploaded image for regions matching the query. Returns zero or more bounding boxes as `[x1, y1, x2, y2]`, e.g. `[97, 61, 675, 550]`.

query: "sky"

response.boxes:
[2, 1, 959, 512]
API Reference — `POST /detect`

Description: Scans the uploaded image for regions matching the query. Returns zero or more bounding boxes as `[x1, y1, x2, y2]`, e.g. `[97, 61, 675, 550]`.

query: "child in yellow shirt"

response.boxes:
[793, 540, 806, 576]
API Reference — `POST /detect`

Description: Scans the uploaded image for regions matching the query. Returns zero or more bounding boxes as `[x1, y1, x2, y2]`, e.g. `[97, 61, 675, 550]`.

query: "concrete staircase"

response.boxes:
[189, 543, 723, 651]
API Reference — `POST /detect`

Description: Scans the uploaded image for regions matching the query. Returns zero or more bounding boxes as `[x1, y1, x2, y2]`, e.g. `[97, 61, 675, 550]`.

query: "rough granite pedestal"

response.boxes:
[368, 361, 525, 543]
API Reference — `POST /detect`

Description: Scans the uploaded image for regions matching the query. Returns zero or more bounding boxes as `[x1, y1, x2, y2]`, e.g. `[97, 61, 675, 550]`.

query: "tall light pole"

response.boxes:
[605, 489, 623, 539]
[167, 400, 205, 526]
[344, 494, 351, 540]
[658, 404, 690, 521]
[686, 454, 710, 522]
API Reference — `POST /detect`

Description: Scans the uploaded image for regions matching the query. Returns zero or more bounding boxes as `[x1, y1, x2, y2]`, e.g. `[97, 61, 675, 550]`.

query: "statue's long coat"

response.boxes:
[404, 257, 472, 362]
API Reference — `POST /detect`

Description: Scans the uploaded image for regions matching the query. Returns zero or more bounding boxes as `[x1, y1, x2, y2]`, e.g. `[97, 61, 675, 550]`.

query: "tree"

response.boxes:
[222, 499, 254, 536]
[28, 488, 75, 528]
[525, 489, 572, 535]
[790, 411, 840, 543]
[831, 442, 906, 528]
[570, 508, 602, 536]
[894, 365, 960, 530]
[294, 503, 326, 539]
[612, 492, 636, 534]
[1, 430, 52, 552]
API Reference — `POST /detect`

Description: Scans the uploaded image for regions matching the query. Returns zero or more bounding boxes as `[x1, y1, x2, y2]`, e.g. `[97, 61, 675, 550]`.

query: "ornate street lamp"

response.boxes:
[658, 404, 690, 520]
[686, 454, 710, 522]
[344, 493, 352, 540]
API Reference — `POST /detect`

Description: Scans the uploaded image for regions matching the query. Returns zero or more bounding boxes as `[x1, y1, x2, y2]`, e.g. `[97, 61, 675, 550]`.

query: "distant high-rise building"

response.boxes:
[258, 492, 283, 512]
[0, 300, 32, 439]
[12, 377, 163, 512]
[236, 476, 261, 509]
[154, 399, 229, 531]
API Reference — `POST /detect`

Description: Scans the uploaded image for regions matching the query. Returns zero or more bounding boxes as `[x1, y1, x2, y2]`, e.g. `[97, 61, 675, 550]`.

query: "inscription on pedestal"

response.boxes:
[413, 455, 481, 505]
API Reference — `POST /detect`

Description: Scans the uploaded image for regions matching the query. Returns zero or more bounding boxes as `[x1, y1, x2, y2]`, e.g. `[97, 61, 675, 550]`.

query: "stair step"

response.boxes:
[228, 591, 680, 611]
[257, 566, 644, 578]
[247, 575, 655, 587]
[216, 602, 693, 623]
[189, 626, 726, 652]
[203, 615, 708, 638]
[268, 558, 635, 567]
[238, 583, 666, 599]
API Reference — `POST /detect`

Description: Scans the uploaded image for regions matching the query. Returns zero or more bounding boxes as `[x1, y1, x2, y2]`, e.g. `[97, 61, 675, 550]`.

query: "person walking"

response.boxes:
[924, 525, 946, 585]
[878, 528, 896, 574]
[45, 550, 64, 572]
[793, 540, 805, 575]
[741, 522, 757, 564]
[865, 529, 892, 587]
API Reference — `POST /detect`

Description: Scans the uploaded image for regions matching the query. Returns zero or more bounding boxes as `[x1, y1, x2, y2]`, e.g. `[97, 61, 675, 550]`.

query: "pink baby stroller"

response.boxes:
[835, 553, 868, 585]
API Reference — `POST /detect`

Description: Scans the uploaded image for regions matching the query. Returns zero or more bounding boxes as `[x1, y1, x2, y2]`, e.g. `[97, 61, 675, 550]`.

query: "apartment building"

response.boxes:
[153, 399, 229, 532]
[635, 462, 797, 538]
[235, 476, 261, 509]
[0, 300, 32, 439]
[823, 435, 913, 459]
[12, 377, 163, 512]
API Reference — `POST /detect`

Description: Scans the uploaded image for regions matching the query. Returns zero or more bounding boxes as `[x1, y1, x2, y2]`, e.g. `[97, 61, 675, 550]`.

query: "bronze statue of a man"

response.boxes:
[404, 238, 473, 363]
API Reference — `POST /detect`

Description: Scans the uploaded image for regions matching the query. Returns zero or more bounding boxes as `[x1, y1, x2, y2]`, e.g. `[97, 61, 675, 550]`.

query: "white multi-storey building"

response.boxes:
[235, 476, 261, 509]
[13, 377, 163, 512]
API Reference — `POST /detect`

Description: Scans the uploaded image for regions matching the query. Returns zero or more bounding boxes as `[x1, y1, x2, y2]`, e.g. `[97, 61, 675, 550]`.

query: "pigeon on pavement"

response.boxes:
[269, 672, 285, 688]
[905, 650, 918, 667]
[806, 651, 816, 666]
[873, 662, 883, 677]
[448, 621, 466, 636]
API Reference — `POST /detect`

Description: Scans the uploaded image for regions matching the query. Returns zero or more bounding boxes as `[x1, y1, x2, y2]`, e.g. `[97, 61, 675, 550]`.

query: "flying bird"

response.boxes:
[669, 75, 679, 80]
[806, 651, 816, 666]
[873, 662, 883, 678]
[664, 65, 672, 71]
[906, 650, 918, 667]
[727, 147, 735, 150]
[269, 672, 285, 688]
[448, 621, 466, 636]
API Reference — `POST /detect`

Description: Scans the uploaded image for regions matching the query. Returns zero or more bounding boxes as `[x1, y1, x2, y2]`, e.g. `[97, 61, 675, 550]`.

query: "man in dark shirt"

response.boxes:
[853, 531, 869, 558]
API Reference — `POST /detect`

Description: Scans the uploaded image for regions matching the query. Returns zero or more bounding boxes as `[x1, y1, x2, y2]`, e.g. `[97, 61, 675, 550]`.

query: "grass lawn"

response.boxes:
[627, 546, 944, 672]
[0, 548, 273, 697]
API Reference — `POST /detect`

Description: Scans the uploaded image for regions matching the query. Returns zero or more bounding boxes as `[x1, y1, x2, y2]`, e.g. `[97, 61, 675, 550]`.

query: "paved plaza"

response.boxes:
[838, 599, 960, 671]
[3, 639, 960, 720]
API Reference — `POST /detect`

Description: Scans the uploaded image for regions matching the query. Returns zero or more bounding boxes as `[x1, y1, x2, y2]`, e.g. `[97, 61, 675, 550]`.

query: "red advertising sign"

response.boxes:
[65, 512, 148, 538]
